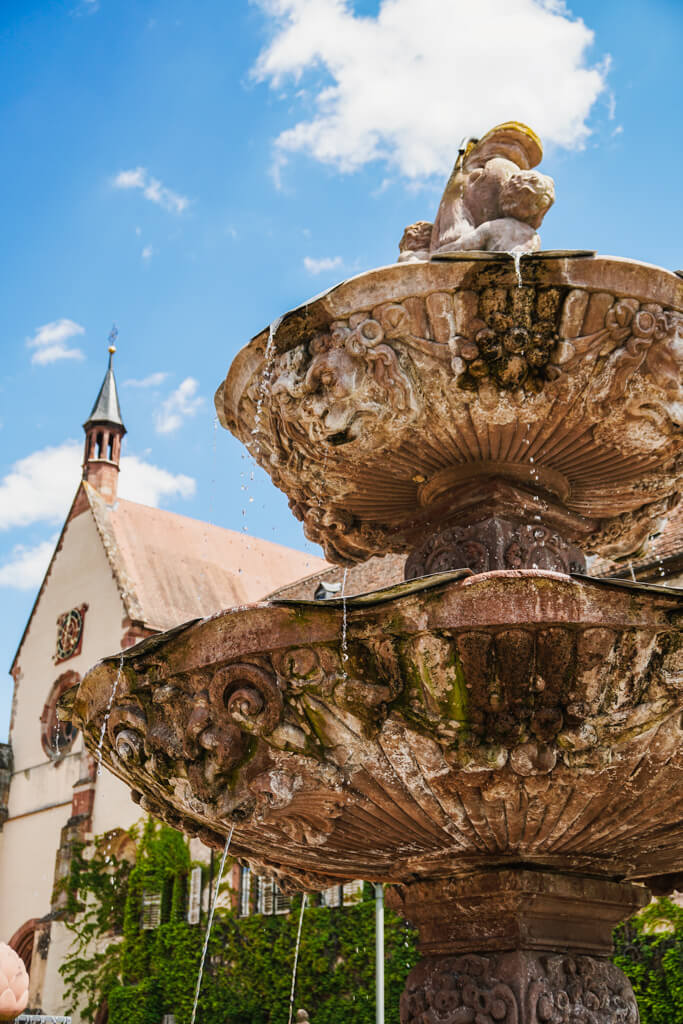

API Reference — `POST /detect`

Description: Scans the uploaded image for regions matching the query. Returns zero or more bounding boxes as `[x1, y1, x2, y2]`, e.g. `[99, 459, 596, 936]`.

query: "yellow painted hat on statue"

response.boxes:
[460, 122, 544, 172]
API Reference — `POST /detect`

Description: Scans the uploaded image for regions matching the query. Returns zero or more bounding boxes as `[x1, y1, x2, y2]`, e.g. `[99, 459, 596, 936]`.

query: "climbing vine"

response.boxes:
[63, 822, 683, 1024]
[61, 821, 419, 1024]
[613, 897, 683, 1024]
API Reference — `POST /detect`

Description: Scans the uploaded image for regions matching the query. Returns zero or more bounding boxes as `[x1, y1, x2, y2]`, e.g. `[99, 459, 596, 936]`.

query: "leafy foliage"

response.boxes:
[613, 897, 683, 1024]
[59, 829, 133, 1021]
[61, 821, 419, 1024]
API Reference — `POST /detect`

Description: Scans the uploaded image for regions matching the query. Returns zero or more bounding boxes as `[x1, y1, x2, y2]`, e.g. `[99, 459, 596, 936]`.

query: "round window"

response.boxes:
[41, 671, 80, 759]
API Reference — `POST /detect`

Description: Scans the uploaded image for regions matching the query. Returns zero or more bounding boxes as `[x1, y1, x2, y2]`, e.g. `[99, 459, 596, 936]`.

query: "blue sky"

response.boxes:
[1, 0, 682, 738]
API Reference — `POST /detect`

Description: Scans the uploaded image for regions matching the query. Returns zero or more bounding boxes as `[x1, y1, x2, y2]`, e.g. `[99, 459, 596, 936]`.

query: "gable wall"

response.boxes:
[0, 505, 144, 947]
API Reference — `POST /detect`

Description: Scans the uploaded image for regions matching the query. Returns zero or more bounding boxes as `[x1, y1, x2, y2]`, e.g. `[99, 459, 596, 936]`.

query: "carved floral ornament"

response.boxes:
[219, 266, 683, 565]
[252, 289, 682, 441]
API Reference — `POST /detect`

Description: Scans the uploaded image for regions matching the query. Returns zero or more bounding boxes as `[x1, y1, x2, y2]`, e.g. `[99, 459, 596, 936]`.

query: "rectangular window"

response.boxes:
[321, 885, 341, 908]
[141, 891, 162, 930]
[274, 882, 291, 915]
[239, 866, 251, 917]
[187, 866, 202, 925]
[258, 876, 274, 915]
[342, 880, 364, 906]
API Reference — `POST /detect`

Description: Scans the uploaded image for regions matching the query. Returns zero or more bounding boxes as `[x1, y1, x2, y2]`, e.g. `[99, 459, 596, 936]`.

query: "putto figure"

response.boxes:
[398, 122, 555, 259]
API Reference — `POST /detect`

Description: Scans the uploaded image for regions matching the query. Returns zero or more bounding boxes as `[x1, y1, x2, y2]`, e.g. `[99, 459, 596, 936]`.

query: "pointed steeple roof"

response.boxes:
[83, 331, 126, 433]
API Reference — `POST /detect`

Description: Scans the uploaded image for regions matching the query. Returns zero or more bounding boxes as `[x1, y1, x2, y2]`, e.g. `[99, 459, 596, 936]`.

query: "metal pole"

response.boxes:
[374, 883, 384, 1024]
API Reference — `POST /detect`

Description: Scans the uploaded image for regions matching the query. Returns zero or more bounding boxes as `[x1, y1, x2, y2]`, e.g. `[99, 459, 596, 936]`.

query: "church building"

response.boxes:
[0, 347, 325, 1016]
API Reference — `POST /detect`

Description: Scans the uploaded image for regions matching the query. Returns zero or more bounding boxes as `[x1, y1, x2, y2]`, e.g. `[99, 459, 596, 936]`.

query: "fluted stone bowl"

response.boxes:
[216, 255, 683, 565]
[68, 570, 682, 891]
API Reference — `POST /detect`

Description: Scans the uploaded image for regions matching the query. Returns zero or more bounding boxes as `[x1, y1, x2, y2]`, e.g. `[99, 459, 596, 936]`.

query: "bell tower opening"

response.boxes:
[82, 326, 126, 504]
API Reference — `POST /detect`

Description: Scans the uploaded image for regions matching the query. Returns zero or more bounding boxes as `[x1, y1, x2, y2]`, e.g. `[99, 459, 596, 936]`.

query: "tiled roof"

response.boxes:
[591, 503, 683, 580]
[85, 484, 327, 631]
[11, 482, 327, 671]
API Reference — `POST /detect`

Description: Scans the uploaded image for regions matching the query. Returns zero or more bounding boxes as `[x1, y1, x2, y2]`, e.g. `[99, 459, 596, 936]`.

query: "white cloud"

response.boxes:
[141, 244, 155, 261]
[0, 441, 195, 531]
[253, 0, 609, 181]
[118, 456, 195, 506]
[154, 378, 204, 434]
[303, 255, 342, 274]
[0, 442, 84, 530]
[124, 372, 168, 389]
[0, 536, 58, 590]
[113, 167, 190, 213]
[27, 319, 85, 365]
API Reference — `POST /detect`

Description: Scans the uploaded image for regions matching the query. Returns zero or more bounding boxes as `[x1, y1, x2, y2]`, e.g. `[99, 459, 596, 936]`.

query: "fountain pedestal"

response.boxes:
[394, 872, 646, 1022]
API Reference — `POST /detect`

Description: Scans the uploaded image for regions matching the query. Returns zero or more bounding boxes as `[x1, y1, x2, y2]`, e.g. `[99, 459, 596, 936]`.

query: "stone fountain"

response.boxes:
[65, 123, 682, 1023]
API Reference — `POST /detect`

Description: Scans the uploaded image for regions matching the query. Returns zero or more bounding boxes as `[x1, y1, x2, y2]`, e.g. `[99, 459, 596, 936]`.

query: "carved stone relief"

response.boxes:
[405, 519, 586, 578]
[70, 574, 683, 890]
[400, 953, 639, 1024]
[219, 263, 683, 566]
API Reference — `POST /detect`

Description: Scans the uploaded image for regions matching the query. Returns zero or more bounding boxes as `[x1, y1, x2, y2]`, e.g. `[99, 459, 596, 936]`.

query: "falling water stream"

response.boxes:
[341, 568, 349, 674]
[287, 894, 308, 1024]
[95, 651, 125, 775]
[190, 824, 235, 1024]
[242, 314, 283, 545]
[512, 250, 526, 288]
[252, 315, 283, 453]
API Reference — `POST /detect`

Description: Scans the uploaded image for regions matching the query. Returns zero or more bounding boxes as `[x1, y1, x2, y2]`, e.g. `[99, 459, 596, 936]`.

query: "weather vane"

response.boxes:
[108, 323, 118, 354]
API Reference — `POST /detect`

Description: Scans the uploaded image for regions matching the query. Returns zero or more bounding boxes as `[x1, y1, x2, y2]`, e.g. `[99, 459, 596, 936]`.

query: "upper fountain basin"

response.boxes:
[69, 569, 683, 892]
[216, 255, 683, 565]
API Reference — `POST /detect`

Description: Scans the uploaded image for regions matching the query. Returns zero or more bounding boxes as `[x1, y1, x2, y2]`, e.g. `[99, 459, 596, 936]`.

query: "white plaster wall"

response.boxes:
[38, 921, 74, 1020]
[0, 505, 145, 950]
[7, 754, 83, 820]
[11, 509, 127, 775]
[90, 765, 143, 836]
[0, 804, 72, 940]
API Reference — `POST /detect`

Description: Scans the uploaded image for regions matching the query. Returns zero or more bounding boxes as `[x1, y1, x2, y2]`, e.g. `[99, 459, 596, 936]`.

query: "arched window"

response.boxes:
[8, 918, 37, 976]
[40, 671, 80, 759]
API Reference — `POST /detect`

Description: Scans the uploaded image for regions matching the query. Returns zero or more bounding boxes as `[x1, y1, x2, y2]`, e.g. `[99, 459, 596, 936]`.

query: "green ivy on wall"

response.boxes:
[613, 897, 683, 1024]
[62, 820, 683, 1024]
[61, 821, 419, 1024]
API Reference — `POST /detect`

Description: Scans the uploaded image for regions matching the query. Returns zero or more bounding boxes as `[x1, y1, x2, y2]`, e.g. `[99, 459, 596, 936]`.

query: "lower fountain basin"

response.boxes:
[69, 570, 682, 891]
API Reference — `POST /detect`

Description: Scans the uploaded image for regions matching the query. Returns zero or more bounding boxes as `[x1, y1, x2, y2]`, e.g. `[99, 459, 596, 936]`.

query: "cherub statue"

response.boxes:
[397, 220, 433, 263]
[397, 122, 555, 260]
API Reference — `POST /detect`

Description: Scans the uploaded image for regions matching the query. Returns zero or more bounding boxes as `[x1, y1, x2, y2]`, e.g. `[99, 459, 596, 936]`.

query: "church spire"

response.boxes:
[82, 327, 126, 503]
